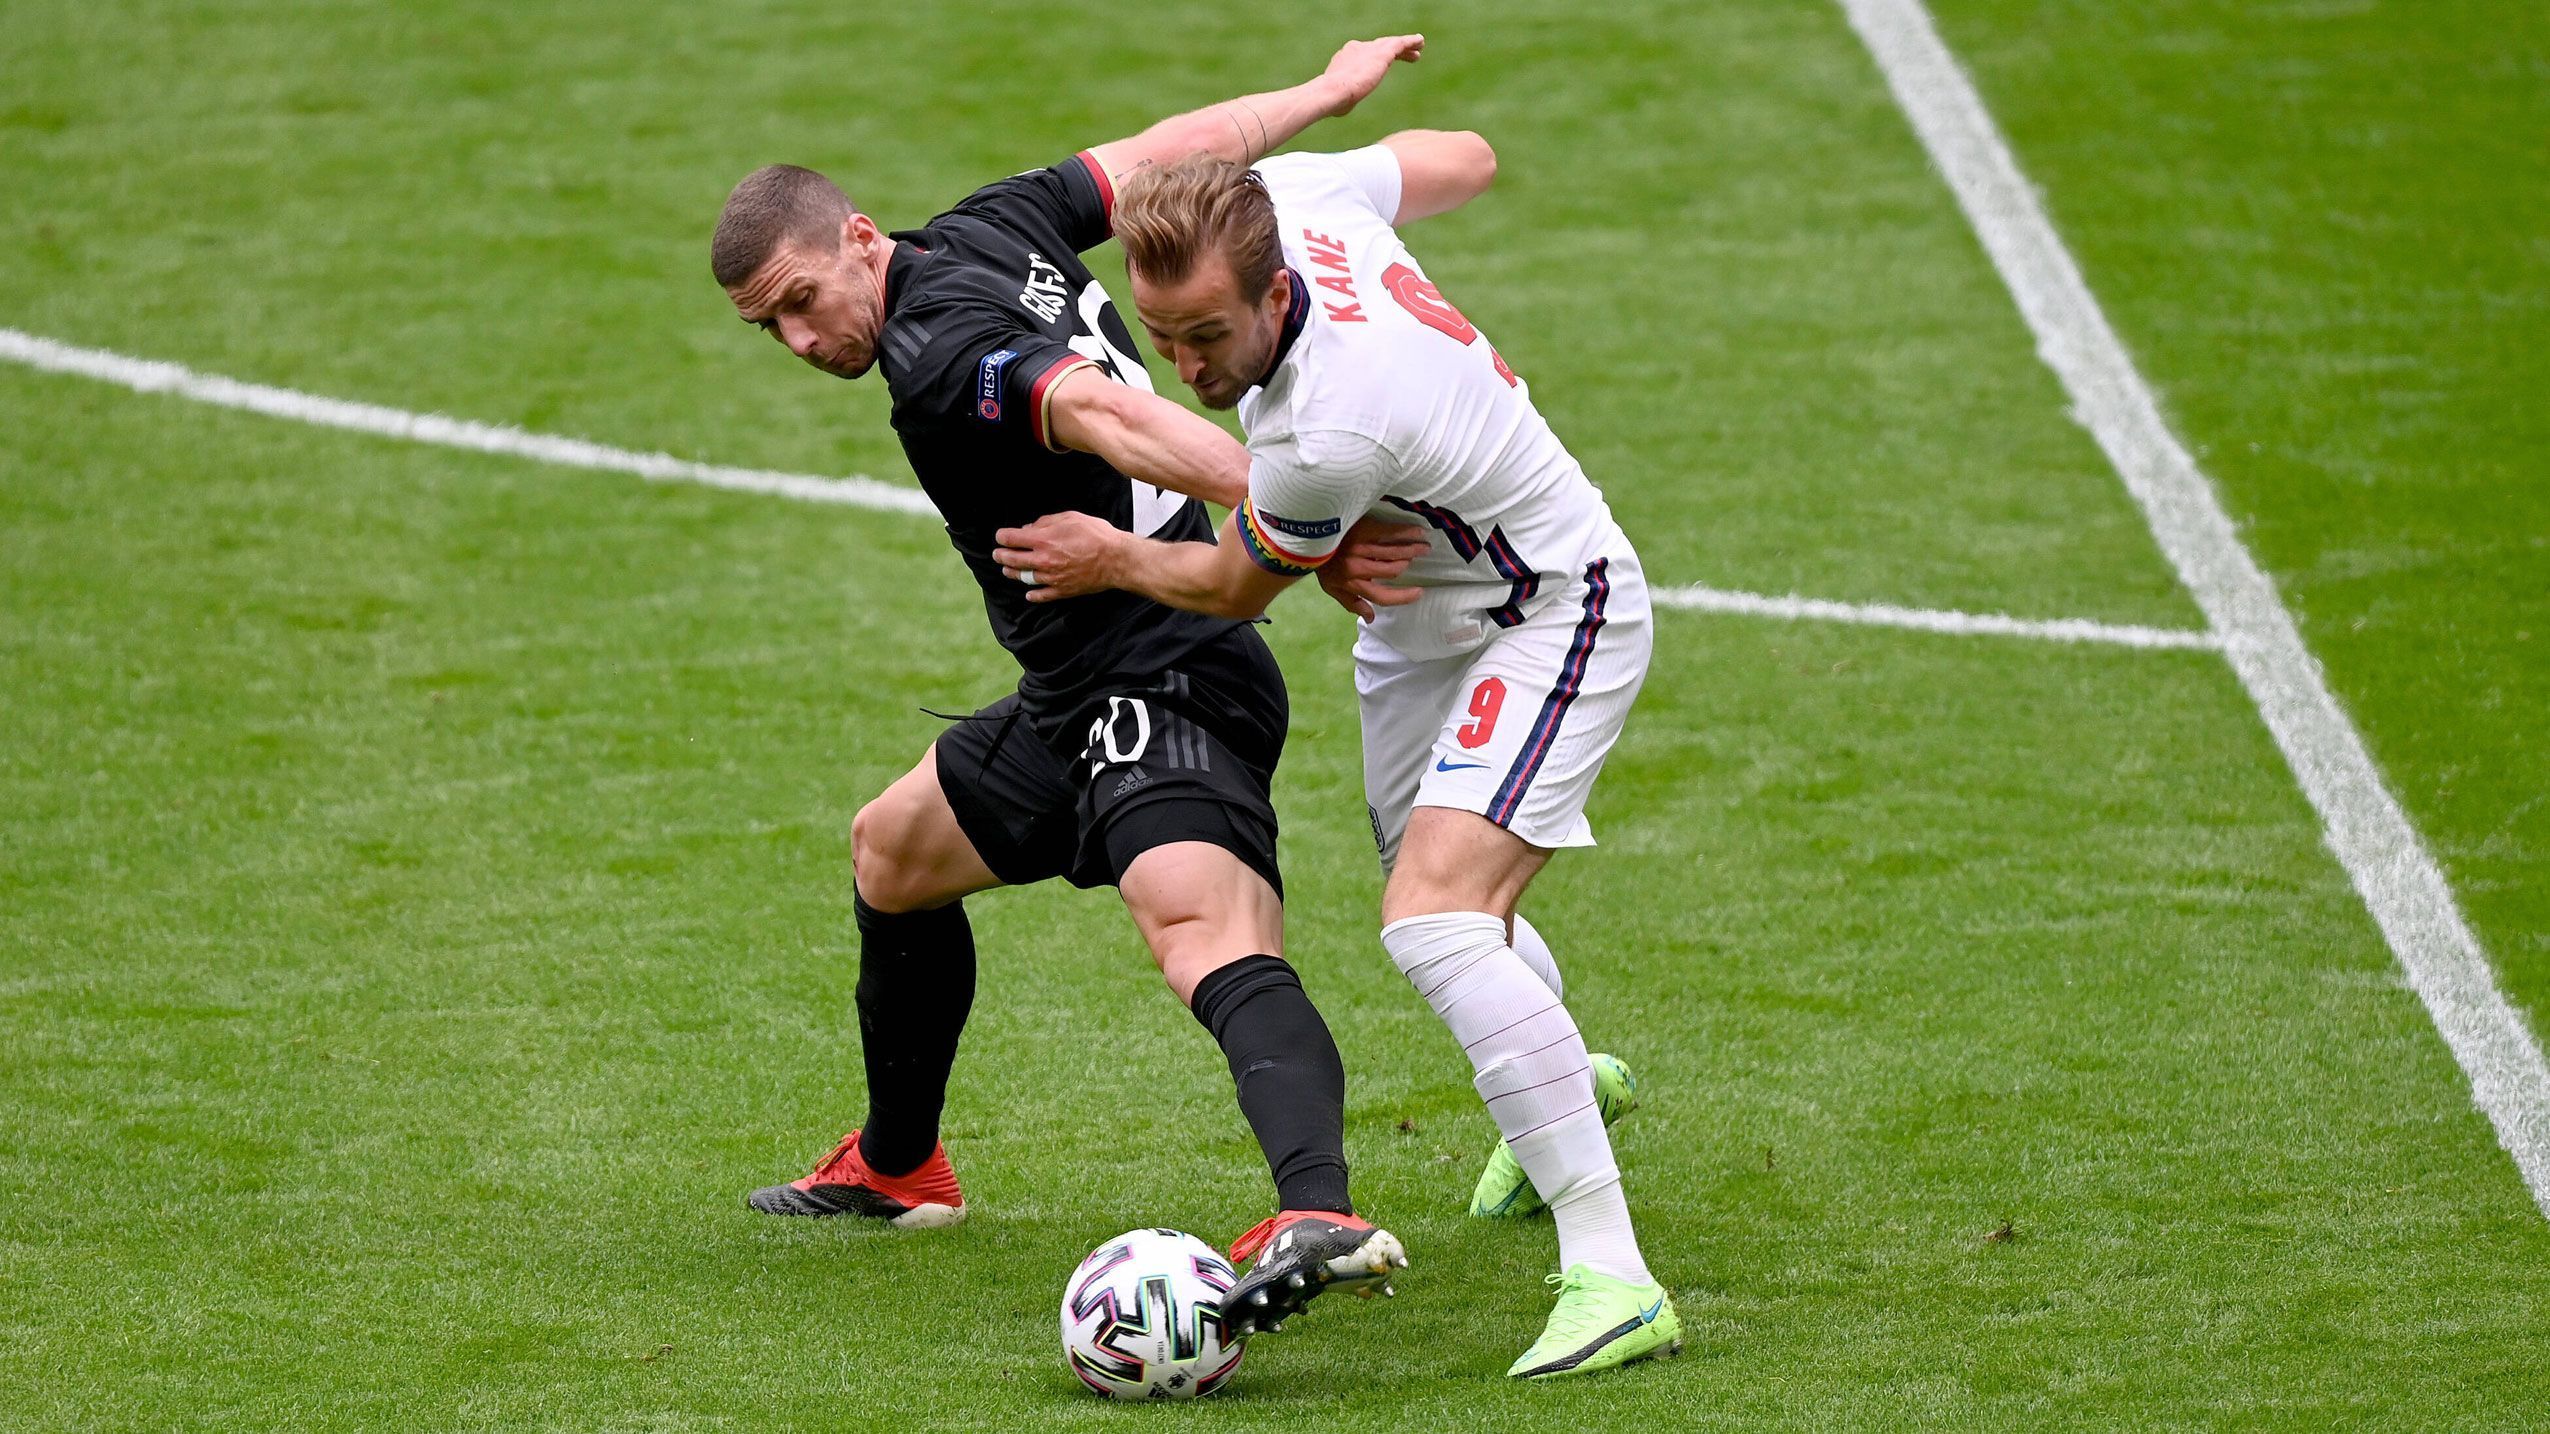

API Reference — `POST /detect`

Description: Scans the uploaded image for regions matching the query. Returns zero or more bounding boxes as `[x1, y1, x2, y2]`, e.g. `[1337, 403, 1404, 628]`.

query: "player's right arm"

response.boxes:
[991, 429, 1423, 620]
[990, 506, 1423, 622]
[1000, 511, 1299, 622]
[1084, 36, 1425, 189]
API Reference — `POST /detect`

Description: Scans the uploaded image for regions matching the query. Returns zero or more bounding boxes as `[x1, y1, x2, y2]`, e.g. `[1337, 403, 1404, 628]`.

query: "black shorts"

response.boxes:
[933, 624, 1288, 897]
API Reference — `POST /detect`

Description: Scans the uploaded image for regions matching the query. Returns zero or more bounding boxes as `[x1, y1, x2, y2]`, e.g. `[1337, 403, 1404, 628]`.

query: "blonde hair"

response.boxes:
[1114, 154, 1283, 301]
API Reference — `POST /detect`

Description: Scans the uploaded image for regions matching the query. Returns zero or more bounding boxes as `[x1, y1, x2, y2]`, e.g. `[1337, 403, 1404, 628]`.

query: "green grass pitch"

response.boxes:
[4, 1, 2547, 1427]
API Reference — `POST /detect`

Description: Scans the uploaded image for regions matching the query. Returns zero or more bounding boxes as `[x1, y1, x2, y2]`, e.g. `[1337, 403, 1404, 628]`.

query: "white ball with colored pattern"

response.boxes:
[1059, 1228, 1246, 1400]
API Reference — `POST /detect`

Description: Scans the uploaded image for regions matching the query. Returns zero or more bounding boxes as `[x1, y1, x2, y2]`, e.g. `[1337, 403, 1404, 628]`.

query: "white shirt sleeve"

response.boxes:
[1322, 145, 1404, 225]
[1253, 147, 1404, 226]
[1238, 429, 1397, 576]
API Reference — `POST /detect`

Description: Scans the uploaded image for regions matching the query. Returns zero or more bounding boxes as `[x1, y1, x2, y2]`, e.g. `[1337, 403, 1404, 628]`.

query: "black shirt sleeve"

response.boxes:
[943, 152, 1117, 255]
[890, 302, 1103, 453]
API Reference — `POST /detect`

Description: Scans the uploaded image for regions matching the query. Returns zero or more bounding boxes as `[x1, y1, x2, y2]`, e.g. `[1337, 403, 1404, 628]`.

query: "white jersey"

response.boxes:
[1236, 147, 1630, 659]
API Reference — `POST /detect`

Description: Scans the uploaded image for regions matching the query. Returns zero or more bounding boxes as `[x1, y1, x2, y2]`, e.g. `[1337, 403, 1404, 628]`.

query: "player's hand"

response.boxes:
[1320, 35, 1424, 117]
[1318, 515, 1429, 621]
[994, 512, 1122, 603]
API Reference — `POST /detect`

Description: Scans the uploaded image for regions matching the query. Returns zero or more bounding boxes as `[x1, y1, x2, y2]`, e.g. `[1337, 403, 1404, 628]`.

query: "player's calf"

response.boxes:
[1472, 1051, 1639, 1218]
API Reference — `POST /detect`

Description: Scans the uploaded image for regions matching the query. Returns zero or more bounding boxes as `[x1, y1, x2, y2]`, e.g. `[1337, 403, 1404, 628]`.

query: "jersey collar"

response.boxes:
[882, 237, 926, 322]
[1252, 267, 1311, 391]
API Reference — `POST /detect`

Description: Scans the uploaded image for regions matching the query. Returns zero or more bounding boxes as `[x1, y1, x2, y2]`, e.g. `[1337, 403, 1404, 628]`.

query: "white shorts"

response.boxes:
[1355, 545, 1652, 866]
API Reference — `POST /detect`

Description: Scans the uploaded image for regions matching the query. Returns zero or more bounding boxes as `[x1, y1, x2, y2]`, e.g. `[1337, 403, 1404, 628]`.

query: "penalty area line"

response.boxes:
[1840, 0, 2550, 1216]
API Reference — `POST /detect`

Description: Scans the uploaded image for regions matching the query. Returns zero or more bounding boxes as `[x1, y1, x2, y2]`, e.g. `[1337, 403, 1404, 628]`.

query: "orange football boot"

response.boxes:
[746, 1130, 965, 1227]
[1224, 1209, 1408, 1336]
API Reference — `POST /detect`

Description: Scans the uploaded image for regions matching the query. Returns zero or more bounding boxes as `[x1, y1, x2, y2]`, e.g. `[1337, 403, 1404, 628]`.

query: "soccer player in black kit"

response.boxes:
[710, 36, 1428, 1333]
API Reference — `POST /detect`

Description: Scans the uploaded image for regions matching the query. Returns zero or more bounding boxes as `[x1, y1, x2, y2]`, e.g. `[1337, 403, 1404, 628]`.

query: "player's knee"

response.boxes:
[1141, 907, 1235, 1003]
[1378, 863, 1469, 929]
[1158, 947, 1228, 1007]
[1379, 817, 1539, 926]
[1136, 899, 1217, 963]
[1121, 841, 1279, 967]
[849, 796, 887, 873]
[850, 794, 927, 912]
[1380, 837, 1461, 918]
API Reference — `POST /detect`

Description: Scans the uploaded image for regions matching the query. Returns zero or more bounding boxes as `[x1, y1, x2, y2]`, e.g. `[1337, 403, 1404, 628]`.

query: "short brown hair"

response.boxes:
[1114, 154, 1284, 301]
[711, 165, 857, 287]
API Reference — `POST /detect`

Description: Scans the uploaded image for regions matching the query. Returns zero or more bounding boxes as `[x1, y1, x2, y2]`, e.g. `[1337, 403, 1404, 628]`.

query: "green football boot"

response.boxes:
[1508, 1266, 1683, 1380]
[1469, 1052, 1639, 1217]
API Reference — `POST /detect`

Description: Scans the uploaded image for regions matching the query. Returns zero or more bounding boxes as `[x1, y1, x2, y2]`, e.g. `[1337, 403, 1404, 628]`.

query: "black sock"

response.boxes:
[852, 894, 977, 1177]
[1189, 955, 1352, 1216]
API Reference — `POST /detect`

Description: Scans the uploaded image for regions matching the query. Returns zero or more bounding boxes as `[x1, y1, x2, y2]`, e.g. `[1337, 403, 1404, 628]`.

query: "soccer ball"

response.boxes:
[1059, 1227, 1246, 1400]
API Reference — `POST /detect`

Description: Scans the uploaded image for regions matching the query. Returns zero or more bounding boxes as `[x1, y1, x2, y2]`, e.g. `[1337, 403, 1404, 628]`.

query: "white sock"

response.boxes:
[1382, 910, 1650, 1284]
[1507, 911, 1563, 999]
[1500, 914, 1646, 1284]
[1541, 1165, 1649, 1286]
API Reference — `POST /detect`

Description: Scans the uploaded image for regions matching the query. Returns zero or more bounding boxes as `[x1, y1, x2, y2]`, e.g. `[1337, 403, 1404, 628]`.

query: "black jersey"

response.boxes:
[875, 151, 1240, 710]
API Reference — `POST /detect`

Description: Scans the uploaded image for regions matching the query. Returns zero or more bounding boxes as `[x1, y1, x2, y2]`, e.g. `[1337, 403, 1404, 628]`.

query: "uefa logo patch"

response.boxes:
[977, 347, 1019, 425]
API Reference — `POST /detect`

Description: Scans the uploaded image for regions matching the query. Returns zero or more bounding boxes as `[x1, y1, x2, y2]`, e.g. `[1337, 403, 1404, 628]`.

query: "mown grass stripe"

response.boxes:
[1838, 0, 2550, 1216]
[0, 326, 2210, 655]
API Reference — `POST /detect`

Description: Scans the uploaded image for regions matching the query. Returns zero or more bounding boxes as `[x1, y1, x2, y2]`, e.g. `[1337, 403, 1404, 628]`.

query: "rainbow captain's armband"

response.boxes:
[1238, 500, 1334, 577]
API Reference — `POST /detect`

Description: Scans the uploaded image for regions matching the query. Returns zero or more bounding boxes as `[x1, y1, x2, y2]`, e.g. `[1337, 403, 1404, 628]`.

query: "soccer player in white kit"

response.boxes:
[994, 135, 1679, 1380]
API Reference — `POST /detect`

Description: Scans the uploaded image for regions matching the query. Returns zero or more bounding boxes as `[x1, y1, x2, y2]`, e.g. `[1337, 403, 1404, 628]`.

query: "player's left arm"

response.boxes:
[1085, 35, 1424, 189]
[1376, 129, 1498, 223]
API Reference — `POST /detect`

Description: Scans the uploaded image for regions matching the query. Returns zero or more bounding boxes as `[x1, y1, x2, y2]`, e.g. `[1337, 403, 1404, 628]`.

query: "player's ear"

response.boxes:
[844, 212, 879, 252]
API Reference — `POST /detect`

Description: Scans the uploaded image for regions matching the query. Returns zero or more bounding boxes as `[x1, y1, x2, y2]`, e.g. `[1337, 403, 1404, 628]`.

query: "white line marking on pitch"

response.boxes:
[1, 325, 2213, 654]
[1653, 583, 2219, 650]
[0, 327, 938, 517]
[1840, 0, 2550, 1216]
